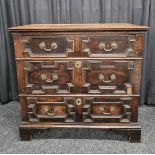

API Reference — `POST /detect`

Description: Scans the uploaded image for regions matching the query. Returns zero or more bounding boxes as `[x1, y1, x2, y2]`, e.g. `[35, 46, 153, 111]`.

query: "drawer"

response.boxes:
[26, 96, 138, 123]
[82, 59, 141, 95]
[19, 59, 141, 95]
[82, 96, 137, 123]
[82, 34, 143, 57]
[27, 96, 76, 122]
[19, 35, 74, 57]
[23, 61, 77, 94]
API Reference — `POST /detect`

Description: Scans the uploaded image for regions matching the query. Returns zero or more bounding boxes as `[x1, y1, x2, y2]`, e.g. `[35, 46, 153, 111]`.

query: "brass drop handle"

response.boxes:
[39, 42, 58, 52]
[99, 42, 118, 51]
[98, 106, 115, 115]
[98, 73, 116, 83]
[44, 106, 59, 116]
[41, 73, 59, 83]
[98, 106, 111, 114]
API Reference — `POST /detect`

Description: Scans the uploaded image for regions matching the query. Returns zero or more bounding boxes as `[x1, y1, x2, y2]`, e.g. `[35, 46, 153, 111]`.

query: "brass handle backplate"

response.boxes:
[41, 73, 59, 83]
[44, 106, 59, 116]
[39, 42, 58, 52]
[99, 42, 118, 51]
[98, 105, 115, 114]
[98, 73, 116, 83]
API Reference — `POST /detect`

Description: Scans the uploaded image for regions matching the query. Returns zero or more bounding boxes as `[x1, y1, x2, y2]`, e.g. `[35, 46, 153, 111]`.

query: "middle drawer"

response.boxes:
[17, 59, 141, 95]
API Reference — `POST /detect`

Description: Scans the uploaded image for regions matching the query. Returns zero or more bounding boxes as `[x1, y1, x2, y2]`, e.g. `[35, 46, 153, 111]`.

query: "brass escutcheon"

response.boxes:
[127, 87, 132, 95]
[75, 61, 82, 68]
[76, 98, 82, 105]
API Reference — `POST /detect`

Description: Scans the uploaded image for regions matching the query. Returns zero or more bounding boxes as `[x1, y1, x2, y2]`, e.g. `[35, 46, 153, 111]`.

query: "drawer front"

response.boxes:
[19, 59, 141, 95]
[26, 96, 138, 123]
[82, 97, 133, 123]
[23, 61, 79, 94]
[27, 97, 76, 122]
[20, 35, 74, 57]
[82, 60, 141, 95]
[82, 34, 143, 57]
[14, 33, 143, 58]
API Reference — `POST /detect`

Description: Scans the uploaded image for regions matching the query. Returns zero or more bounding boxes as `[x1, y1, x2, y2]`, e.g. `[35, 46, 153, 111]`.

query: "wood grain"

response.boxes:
[9, 23, 149, 32]
[10, 23, 148, 142]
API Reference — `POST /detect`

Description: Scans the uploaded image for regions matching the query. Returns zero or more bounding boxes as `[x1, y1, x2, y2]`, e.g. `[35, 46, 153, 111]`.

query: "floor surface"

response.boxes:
[0, 101, 155, 154]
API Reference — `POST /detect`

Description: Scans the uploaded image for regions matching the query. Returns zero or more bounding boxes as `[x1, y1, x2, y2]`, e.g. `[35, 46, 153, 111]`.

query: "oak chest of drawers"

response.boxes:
[9, 23, 148, 142]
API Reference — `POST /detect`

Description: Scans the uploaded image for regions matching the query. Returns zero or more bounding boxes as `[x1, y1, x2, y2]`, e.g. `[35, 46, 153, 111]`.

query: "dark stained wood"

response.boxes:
[19, 94, 140, 97]
[130, 97, 139, 122]
[27, 96, 76, 123]
[19, 35, 74, 58]
[128, 129, 141, 142]
[19, 128, 32, 141]
[10, 23, 148, 142]
[23, 61, 74, 94]
[12, 32, 144, 59]
[16, 61, 26, 93]
[13, 34, 24, 58]
[19, 97, 29, 121]
[19, 122, 141, 142]
[82, 96, 137, 123]
[82, 59, 141, 95]
[131, 60, 142, 94]
[16, 57, 143, 61]
[74, 36, 82, 56]
[17, 59, 141, 95]
[134, 34, 144, 56]
[82, 34, 141, 58]
[23, 96, 138, 123]
[19, 122, 141, 129]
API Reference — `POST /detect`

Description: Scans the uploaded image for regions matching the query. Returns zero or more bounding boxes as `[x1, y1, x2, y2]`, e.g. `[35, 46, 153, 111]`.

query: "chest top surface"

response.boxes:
[9, 23, 149, 32]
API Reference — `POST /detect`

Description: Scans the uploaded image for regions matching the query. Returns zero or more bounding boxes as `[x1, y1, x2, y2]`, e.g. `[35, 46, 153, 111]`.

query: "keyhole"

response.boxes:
[76, 98, 82, 105]
[75, 61, 82, 68]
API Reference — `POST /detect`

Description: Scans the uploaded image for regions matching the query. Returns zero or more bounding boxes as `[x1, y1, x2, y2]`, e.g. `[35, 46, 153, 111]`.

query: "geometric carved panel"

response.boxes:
[82, 60, 134, 95]
[83, 97, 131, 123]
[82, 35, 136, 57]
[21, 35, 74, 57]
[24, 61, 75, 94]
[27, 97, 76, 122]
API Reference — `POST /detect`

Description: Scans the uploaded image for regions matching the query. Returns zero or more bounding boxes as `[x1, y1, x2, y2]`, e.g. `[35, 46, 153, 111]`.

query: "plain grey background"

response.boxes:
[0, 0, 155, 104]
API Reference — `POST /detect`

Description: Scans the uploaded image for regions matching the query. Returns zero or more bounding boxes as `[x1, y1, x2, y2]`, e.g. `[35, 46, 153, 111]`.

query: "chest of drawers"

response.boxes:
[9, 23, 148, 142]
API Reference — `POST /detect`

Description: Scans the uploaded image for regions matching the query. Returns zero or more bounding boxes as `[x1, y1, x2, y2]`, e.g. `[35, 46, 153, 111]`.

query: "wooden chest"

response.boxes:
[9, 23, 148, 142]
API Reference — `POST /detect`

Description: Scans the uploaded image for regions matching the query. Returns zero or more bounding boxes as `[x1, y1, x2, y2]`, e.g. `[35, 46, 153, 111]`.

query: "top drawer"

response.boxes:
[13, 33, 143, 58]
[82, 34, 143, 58]
[14, 35, 74, 58]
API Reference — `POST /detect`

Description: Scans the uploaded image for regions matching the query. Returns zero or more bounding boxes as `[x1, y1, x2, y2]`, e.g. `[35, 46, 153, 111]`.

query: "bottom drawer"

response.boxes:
[27, 97, 76, 122]
[83, 97, 136, 123]
[25, 96, 138, 123]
